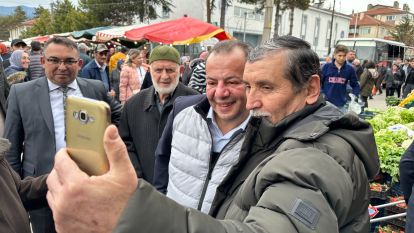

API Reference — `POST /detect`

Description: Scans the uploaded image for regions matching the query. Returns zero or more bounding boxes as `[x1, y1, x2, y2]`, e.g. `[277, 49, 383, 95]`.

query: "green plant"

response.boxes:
[385, 96, 401, 107]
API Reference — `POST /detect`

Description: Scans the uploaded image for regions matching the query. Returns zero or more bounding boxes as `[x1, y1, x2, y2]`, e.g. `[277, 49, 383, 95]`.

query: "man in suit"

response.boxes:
[81, 44, 115, 97]
[119, 45, 198, 183]
[4, 36, 122, 233]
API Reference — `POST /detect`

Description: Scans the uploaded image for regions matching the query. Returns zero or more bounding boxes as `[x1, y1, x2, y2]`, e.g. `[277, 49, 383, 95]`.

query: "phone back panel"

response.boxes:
[66, 96, 110, 176]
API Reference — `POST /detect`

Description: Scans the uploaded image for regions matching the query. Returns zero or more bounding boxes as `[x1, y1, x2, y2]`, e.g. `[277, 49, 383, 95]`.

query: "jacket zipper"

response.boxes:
[196, 131, 244, 211]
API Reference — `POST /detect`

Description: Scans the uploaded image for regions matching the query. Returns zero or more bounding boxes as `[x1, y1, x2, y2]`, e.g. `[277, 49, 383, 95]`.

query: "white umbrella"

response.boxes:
[95, 25, 145, 42]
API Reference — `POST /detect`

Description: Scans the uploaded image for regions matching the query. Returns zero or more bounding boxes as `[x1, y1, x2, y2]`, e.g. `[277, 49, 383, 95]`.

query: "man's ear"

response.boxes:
[78, 59, 83, 69]
[305, 75, 320, 105]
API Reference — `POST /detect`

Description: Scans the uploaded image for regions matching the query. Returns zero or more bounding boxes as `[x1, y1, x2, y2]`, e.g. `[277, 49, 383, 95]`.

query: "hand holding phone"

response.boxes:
[66, 96, 110, 176]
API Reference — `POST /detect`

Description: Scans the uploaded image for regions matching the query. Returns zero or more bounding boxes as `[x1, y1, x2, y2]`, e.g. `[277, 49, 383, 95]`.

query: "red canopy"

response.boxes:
[32, 35, 51, 43]
[124, 16, 231, 45]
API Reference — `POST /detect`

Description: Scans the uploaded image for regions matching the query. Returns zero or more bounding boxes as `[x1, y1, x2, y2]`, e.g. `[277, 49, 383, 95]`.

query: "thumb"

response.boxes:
[104, 125, 135, 177]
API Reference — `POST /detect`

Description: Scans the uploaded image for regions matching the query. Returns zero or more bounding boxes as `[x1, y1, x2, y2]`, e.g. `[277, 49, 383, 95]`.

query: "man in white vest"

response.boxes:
[153, 40, 251, 213]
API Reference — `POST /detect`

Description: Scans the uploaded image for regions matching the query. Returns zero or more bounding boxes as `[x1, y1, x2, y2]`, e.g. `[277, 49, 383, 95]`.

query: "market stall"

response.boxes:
[364, 92, 414, 232]
[124, 15, 231, 45]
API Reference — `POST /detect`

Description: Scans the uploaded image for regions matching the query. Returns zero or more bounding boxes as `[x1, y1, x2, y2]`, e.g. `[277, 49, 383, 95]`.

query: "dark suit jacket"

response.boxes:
[4, 77, 122, 177]
[119, 83, 198, 183]
[81, 60, 111, 90]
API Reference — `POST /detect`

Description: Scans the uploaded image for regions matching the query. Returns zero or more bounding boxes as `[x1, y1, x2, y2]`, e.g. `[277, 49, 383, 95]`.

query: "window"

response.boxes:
[234, 7, 241, 17]
[325, 20, 331, 47]
[162, 6, 169, 18]
[360, 27, 371, 35]
[247, 12, 254, 19]
[386, 15, 396, 21]
[313, 18, 320, 46]
[255, 13, 264, 21]
[300, 15, 307, 39]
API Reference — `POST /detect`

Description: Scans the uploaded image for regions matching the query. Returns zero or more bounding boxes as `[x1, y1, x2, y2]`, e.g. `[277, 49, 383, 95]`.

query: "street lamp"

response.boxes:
[243, 10, 255, 42]
[243, 11, 248, 42]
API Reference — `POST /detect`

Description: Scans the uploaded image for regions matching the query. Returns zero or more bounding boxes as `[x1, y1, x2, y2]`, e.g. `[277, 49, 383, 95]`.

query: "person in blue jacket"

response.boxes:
[321, 44, 360, 112]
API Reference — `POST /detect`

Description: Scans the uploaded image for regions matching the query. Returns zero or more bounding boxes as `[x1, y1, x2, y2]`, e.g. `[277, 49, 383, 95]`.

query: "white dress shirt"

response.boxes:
[47, 79, 83, 152]
[206, 107, 251, 153]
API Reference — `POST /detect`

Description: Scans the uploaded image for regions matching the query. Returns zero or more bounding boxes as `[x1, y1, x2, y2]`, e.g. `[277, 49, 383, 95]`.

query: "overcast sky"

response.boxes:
[0, 0, 410, 15]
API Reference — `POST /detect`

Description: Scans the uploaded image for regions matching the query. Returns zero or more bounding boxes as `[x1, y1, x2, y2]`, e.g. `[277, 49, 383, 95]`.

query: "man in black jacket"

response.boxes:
[118, 45, 198, 183]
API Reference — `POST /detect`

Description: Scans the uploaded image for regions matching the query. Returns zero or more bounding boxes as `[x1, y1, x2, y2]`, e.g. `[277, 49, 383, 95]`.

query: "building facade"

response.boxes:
[349, 3, 414, 40]
[9, 19, 34, 41]
[142, 0, 351, 57]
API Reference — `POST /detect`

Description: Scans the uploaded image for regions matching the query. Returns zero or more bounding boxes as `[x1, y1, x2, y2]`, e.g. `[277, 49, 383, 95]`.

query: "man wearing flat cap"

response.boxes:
[81, 44, 114, 96]
[119, 45, 198, 182]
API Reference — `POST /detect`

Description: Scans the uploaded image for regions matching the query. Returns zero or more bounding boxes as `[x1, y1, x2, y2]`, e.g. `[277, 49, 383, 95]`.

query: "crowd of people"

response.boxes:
[320, 47, 414, 109]
[1, 33, 414, 232]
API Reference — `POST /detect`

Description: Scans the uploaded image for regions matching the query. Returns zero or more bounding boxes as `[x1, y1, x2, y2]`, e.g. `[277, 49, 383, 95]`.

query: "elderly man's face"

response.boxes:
[150, 60, 180, 95]
[205, 49, 248, 130]
[95, 50, 108, 66]
[243, 52, 310, 125]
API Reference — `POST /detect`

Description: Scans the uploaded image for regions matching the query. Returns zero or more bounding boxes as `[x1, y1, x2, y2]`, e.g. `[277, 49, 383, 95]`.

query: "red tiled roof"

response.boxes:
[364, 7, 407, 16]
[21, 19, 35, 26]
[350, 14, 393, 27]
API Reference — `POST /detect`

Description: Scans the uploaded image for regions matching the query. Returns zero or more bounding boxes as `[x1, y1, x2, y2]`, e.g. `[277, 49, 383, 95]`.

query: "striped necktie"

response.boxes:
[59, 86, 69, 139]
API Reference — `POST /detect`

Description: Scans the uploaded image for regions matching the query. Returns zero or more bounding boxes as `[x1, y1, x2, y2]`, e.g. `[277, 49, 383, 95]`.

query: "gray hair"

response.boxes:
[207, 40, 251, 61]
[248, 36, 320, 92]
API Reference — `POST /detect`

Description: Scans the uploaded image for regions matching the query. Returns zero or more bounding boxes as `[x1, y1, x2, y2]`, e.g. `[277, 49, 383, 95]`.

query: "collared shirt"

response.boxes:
[136, 66, 146, 84]
[154, 92, 172, 113]
[207, 107, 251, 153]
[48, 79, 83, 152]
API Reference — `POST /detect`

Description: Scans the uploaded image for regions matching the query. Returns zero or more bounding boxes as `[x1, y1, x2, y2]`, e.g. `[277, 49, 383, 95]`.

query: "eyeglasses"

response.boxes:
[46, 57, 79, 66]
[97, 51, 107, 56]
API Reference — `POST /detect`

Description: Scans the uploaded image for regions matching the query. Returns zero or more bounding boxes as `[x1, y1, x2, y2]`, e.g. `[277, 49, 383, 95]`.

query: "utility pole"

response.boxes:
[261, 0, 274, 43]
[354, 11, 358, 38]
[219, 0, 226, 28]
[327, 0, 336, 55]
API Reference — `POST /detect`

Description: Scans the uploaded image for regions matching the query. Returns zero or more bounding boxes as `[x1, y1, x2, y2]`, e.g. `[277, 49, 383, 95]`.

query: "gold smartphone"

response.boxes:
[66, 96, 110, 176]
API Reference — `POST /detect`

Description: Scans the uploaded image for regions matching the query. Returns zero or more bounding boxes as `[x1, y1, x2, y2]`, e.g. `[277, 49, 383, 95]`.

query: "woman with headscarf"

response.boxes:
[119, 49, 142, 104]
[4, 50, 30, 85]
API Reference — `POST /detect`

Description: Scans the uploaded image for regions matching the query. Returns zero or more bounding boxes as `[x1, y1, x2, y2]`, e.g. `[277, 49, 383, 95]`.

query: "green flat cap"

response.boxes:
[149, 45, 180, 64]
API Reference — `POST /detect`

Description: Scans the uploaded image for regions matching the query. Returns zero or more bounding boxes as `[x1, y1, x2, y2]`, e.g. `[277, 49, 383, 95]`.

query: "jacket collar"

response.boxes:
[193, 96, 211, 119]
[253, 96, 334, 149]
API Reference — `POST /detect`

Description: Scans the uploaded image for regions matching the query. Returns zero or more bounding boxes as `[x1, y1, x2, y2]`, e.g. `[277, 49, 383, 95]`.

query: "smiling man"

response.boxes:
[4, 36, 121, 233]
[118, 45, 198, 183]
[153, 40, 250, 213]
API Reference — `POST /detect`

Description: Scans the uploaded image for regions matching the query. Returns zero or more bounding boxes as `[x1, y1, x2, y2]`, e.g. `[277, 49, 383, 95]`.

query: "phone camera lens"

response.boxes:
[79, 111, 88, 123]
